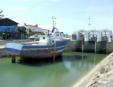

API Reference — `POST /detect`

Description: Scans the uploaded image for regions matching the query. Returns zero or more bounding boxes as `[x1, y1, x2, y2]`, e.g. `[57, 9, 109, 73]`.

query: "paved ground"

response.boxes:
[87, 53, 113, 87]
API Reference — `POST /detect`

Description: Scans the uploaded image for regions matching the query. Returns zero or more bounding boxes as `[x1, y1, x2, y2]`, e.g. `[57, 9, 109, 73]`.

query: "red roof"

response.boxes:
[25, 24, 39, 29]
[42, 29, 51, 33]
[25, 24, 51, 33]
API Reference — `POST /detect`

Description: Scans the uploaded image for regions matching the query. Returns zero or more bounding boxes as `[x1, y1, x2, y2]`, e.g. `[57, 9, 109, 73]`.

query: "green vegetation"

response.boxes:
[16, 26, 28, 39]
[0, 10, 4, 18]
[28, 29, 35, 36]
[16, 26, 27, 34]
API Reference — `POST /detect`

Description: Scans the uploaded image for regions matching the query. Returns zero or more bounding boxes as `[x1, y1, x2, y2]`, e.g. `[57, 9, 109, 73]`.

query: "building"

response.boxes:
[24, 24, 50, 34]
[0, 18, 18, 39]
[73, 30, 113, 42]
[0, 18, 18, 32]
[42, 29, 51, 34]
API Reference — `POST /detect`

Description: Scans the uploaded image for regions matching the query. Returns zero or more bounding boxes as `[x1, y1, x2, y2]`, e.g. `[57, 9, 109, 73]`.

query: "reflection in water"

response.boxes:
[63, 58, 75, 72]
[63, 55, 94, 73]
[0, 52, 106, 87]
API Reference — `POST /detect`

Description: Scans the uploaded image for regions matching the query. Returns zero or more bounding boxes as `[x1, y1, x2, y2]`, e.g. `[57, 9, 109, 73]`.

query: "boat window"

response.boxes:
[52, 40, 54, 43]
[35, 36, 38, 37]
[35, 38, 40, 41]
[56, 33, 59, 36]
[43, 37, 45, 39]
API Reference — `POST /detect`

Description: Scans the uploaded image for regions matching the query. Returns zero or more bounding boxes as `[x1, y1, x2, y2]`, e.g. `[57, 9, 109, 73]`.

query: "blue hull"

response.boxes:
[5, 40, 67, 58]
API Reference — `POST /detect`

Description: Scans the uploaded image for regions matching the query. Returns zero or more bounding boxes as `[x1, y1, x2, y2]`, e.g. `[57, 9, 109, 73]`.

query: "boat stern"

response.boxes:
[5, 43, 23, 56]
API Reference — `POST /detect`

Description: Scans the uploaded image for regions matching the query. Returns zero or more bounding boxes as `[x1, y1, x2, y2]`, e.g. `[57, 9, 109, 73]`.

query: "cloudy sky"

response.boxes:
[0, 0, 113, 34]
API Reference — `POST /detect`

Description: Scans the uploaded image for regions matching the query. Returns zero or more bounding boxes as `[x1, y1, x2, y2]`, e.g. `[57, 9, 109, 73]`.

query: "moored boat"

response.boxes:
[5, 32, 68, 58]
[5, 18, 68, 59]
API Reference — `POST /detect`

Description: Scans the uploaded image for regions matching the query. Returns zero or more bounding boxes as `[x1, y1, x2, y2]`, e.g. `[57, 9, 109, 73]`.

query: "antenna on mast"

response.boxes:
[52, 16, 56, 27]
[88, 16, 91, 26]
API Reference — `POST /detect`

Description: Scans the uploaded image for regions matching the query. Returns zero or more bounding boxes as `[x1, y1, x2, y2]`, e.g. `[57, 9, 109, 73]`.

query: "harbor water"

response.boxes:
[0, 52, 107, 87]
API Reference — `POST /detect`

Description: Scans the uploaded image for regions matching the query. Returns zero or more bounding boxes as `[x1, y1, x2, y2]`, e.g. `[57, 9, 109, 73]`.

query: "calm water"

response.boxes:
[0, 52, 107, 87]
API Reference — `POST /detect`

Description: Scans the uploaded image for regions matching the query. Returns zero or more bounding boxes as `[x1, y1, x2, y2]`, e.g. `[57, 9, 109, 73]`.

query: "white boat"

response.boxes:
[5, 27, 68, 59]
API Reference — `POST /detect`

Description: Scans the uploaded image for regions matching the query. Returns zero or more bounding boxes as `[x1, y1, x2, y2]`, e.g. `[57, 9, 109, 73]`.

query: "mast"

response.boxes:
[52, 16, 56, 33]
[52, 16, 56, 27]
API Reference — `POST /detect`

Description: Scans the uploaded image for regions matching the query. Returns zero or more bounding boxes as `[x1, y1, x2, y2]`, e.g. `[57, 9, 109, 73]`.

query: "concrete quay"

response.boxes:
[65, 40, 113, 53]
[73, 52, 113, 87]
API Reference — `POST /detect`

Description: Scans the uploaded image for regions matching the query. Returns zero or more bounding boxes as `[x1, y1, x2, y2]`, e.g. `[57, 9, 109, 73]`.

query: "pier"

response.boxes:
[65, 30, 113, 53]
[65, 40, 113, 53]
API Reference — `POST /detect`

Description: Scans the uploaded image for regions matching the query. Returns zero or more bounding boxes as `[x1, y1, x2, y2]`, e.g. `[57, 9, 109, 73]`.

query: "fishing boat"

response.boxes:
[5, 18, 68, 61]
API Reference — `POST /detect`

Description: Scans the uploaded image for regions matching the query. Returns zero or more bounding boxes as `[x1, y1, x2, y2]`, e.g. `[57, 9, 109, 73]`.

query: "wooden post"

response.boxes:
[82, 41, 84, 53]
[12, 56, 16, 63]
[53, 41, 56, 62]
[106, 41, 107, 54]
[53, 51, 56, 62]
[94, 41, 96, 54]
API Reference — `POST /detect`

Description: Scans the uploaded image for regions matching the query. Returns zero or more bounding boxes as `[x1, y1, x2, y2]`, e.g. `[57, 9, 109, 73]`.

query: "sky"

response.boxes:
[0, 0, 113, 34]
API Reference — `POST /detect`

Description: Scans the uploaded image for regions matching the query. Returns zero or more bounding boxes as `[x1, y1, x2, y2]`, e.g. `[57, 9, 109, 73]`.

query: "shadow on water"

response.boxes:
[18, 56, 63, 66]
[18, 55, 87, 67]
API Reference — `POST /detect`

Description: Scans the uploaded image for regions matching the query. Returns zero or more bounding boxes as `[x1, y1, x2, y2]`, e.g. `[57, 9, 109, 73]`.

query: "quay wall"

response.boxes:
[107, 42, 113, 53]
[65, 40, 77, 51]
[65, 40, 113, 53]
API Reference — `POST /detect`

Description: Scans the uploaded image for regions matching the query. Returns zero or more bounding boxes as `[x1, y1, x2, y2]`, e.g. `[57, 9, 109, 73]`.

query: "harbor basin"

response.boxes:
[0, 52, 107, 87]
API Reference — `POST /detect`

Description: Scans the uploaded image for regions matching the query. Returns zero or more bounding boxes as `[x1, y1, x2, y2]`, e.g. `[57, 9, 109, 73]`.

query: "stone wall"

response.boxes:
[64, 40, 77, 51]
[107, 42, 113, 53]
[65, 40, 113, 53]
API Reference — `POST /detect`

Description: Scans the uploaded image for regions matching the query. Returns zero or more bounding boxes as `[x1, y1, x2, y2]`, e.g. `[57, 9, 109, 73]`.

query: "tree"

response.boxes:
[16, 26, 27, 34]
[0, 10, 4, 18]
